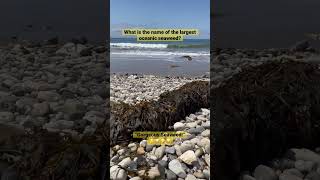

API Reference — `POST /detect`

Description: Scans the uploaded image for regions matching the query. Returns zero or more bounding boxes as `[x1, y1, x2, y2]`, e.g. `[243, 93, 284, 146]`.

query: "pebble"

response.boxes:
[201, 129, 210, 137]
[174, 122, 185, 130]
[166, 169, 178, 180]
[165, 146, 176, 154]
[279, 173, 302, 180]
[179, 150, 197, 165]
[283, 168, 304, 178]
[168, 159, 187, 178]
[155, 146, 166, 159]
[110, 165, 127, 180]
[290, 148, 320, 164]
[148, 166, 161, 179]
[185, 174, 197, 180]
[118, 157, 131, 168]
[136, 147, 145, 155]
[128, 143, 137, 152]
[253, 165, 277, 180]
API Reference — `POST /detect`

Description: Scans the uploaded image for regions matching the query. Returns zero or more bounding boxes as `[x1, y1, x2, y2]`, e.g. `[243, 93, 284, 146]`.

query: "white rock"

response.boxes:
[128, 143, 137, 152]
[186, 122, 197, 128]
[129, 177, 142, 180]
[201, 129, 210, 137]
[204, 154, 210, 166]
[118, 157, 131, 168]
[140, 140, 147, 147]
[185, 174, 197, 180]
[198, 138, 210, 147]
[110, 165, 127, 180]
[179, 150, 197, 165]
[174, 122, 185, 130]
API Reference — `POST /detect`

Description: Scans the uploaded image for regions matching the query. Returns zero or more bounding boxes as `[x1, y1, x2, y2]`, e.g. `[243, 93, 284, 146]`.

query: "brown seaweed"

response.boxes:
[212, 60, 320, 180]
[110, 80, 209, 145]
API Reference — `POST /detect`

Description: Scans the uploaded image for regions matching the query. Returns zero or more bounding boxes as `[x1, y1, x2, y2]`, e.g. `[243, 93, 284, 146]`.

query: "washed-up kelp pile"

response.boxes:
[110, 81, 209, 145]
[0, 123, 109, 180]
[212, 60, 320, 180]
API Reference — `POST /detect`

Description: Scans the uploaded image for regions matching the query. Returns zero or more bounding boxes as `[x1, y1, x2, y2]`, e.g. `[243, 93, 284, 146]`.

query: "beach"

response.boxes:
[0, 41, 108, 179]
[110, 73, 210, 179]
[211, 43, 320, 180]
[109, 37, 211, 179]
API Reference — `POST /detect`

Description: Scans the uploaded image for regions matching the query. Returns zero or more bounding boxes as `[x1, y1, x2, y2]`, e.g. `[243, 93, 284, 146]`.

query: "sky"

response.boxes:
[213, 0, 320, 48]
[0, 0, 108, 43]
[111, 0, 210, 39]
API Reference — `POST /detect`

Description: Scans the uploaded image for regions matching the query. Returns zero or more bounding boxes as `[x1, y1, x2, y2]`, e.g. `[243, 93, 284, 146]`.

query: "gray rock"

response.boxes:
[126, 161, 138, 172]
[31, 102, 50, 116]
[195, 148, 204, 157]
[305, 171, 320, 180]
[168, 159, 187, 178]
[165, 146, 176, 154]
[290, 148, 320, 164]
[37, 91, 60, 102]
[166, 169, 178, 180]
[174, 144, 182, 156]
[203, 169, 210, 179]
[279, 159, 295, 170]
[63, 99, 86, 120]
[180, 141, 194, 154]
[155, 146, 165, 159]
[146, 144, 154, 152]
[253, 165, 277, 180]
[295, 160, 315, 173]
[158, 160, 168, 168]
[242, 174, 256, 180]
[43, 120, 74, 130]
[279, 173, 302, 180]
[283, 168, 303, 178]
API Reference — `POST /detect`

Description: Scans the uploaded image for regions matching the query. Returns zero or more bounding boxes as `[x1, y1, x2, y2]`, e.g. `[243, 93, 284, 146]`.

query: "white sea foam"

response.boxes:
[110, 43, 168, 49]
[111, 50, 209, 57]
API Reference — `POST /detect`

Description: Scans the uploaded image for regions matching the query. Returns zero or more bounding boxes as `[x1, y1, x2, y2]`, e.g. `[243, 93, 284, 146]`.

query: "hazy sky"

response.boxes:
[111, 0, 210, 39]
[213, 0, 320, 48]
[0, 0, 108, 42]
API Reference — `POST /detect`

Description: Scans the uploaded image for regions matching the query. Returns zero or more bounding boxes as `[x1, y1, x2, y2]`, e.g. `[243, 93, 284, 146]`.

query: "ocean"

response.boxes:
[110, 38, 210, 76]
